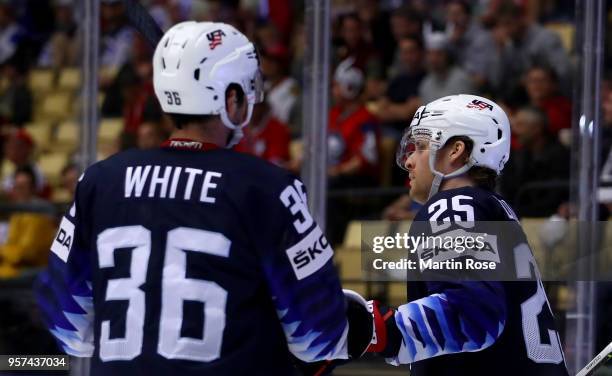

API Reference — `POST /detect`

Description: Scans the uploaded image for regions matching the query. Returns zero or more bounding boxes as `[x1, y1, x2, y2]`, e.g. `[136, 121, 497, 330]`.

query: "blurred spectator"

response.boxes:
[260, 43, 300, 135]
[100, 0, 134, 70]
[0, 166, 56, 278]
[445, 1, 480, 57]
[390, 5, 424, 41]
[355, 0, 394, 68]
[254, 21, 282, 53]
[102, 35, 161, 131]
[549, 1, 576, 23]
[326, 58, 380, 243]
[0, 48, 32, 126]
[51, 162, 78, 205]
[8, 166, 39, 203]
[335, 13, 384, 98]
[388, 36, 426, 94]
[235, 100, 290, 167]
[500, 107, 569, 216]
[410, 0, 447, 24]
[254, 0, 293, 44]
[288, 21, 304, 86]
[328, 58, 379, 187]
[524, 65, 572, 136]
[191, 0, 243, 27]
[147, 0, 173, 32]
[1, 129, 48, 198]
[444, 0, 487, 88]
[518, 0, 575, 24]
[388, 6, 424, 77]
[419, 32, 475, 104]
[471, 1, 571, 98]
[37, 0, 79, 69]
[0, 2, 23, 65]
[123, 47, 160, 133]
[97, 131, 128, 160]
[59, 162, 78, 199]
[101, 62, 136, 117]
[137, 121, 166, 150]
[371, 36, 426, 131]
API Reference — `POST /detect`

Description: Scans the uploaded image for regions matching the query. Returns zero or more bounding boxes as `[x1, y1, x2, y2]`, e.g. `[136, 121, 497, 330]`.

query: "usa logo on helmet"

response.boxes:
[467, 99, 494, 111]
[207, 29, 226, 50]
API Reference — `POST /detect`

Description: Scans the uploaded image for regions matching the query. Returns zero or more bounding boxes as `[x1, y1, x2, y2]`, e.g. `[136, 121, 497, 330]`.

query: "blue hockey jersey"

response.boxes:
[388, 187, 569, 376]
[35, 142, 349, 375]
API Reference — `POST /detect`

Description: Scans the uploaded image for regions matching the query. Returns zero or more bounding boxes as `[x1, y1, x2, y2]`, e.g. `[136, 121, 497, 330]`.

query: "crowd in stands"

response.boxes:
[0, 0, 609, 277]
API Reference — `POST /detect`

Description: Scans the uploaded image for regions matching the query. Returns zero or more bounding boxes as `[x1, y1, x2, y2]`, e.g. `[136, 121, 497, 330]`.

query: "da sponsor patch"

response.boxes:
[51, 216, 75, 262]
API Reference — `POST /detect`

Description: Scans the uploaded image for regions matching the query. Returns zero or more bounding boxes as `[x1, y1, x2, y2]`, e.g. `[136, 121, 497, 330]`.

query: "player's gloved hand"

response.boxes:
[343, 289, 374, 358]
[343, 289, 402, 358]
[294, 289, 376, 375]
[366, 299, 402, 356]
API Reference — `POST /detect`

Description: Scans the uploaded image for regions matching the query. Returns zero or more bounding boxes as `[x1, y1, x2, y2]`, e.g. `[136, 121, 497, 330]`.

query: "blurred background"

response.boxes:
[0, 0, 610, 375]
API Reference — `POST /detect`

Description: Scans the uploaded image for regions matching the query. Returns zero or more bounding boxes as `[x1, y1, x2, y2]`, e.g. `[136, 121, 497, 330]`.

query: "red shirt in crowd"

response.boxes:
[328, 104, 380, 178]
[124, 81, 155, 134]
[538, 95, 572, 135]
[235, 116, 290, 166]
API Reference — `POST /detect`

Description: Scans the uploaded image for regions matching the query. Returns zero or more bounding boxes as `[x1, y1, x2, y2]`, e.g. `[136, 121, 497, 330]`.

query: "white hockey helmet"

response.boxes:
[153, 21, 264, 147]
[397, 94, 511, 199]
[333, 57, 364, 100]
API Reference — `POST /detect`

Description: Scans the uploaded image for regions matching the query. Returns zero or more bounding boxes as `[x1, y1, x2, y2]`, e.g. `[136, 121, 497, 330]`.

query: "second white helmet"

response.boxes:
[397, 94, 511, 198]
[333, 57, 364, 100]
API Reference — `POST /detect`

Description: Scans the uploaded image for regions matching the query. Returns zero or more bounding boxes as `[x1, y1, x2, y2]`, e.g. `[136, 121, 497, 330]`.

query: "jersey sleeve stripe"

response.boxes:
[388, 282, 507, 364]
[35, 251, 94, 357]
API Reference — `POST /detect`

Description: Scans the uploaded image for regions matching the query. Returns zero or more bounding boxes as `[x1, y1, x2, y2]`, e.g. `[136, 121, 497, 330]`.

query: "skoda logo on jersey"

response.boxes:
[293, 234, 329, 269]
[286, 226, 334, 280]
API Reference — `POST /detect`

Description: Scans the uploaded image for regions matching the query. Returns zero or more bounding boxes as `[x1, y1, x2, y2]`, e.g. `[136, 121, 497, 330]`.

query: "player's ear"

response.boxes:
[448, 140, 468, 164]
[225, 84, 248, 125]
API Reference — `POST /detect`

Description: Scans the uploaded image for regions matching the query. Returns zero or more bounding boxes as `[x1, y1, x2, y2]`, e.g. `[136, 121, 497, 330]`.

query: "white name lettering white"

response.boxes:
[124, 165, 222, 203]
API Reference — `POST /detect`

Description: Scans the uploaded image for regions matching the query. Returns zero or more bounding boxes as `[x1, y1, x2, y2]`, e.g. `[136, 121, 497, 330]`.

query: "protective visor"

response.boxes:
[395, 128, 432, 171]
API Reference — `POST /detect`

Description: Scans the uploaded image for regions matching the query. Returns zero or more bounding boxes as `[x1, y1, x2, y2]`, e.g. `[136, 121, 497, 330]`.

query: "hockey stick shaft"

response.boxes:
[576, 341, 612, 376]
[123, 0, 164, 48]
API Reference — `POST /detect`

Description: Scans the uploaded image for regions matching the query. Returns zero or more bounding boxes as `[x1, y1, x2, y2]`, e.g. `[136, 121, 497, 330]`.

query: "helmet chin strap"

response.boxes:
[220, 102, 254, 148]
[427, 147, 474, 200]
[227, 127, 244, 148]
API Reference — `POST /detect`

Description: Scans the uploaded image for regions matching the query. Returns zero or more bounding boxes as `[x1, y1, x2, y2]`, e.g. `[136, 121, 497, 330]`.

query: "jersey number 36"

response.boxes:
[97, 225, 229, 362]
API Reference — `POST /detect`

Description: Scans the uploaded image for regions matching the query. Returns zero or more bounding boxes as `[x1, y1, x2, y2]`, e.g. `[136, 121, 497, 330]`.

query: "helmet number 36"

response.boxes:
[164, 91, 182, 106]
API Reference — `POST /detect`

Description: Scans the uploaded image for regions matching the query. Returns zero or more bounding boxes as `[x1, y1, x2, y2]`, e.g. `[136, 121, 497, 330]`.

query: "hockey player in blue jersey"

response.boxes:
[344, 94, 570, 375]
[34, 21, 373, 375]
